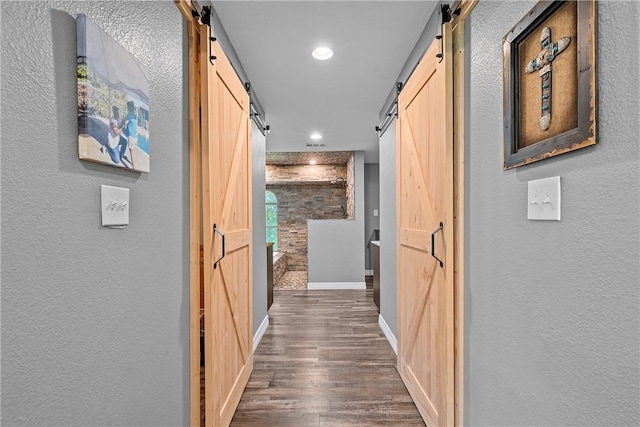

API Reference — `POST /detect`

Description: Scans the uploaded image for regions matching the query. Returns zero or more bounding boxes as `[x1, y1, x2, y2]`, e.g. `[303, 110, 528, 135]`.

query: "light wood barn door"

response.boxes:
[200, 27, 253, 426]
[396, 27, 454, 427]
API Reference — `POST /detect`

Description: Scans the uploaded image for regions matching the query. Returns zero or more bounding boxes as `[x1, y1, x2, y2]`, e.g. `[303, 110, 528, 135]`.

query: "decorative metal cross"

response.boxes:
[525, 27, 571, 131]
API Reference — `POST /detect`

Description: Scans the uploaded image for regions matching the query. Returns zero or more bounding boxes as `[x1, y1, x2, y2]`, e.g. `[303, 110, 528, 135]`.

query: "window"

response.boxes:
[266, 190, 278, 251]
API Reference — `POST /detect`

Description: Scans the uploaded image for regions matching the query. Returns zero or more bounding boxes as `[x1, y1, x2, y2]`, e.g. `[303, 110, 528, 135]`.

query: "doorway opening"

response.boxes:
[265, 151, 354, 291]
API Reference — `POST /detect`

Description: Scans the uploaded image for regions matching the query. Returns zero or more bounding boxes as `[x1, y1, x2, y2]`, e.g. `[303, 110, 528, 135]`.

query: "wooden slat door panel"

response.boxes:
[397, 27, 454, 427]
[200, 25, 253, 427]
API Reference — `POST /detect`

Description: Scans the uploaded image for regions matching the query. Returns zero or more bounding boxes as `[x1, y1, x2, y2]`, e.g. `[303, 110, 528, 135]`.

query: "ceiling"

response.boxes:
[213, 1, 438, 163]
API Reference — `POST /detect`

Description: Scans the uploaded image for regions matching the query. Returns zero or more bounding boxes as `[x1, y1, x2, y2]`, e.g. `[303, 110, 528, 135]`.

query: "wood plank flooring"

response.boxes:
[230, 289, 425, 426]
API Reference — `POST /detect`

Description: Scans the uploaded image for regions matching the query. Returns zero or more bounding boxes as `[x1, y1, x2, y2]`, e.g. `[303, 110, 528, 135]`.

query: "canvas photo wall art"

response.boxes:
[77, 14, 150, 172]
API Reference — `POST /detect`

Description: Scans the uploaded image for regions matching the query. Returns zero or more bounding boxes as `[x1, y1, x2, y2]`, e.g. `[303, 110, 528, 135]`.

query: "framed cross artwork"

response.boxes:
[502, 0, 596, 169]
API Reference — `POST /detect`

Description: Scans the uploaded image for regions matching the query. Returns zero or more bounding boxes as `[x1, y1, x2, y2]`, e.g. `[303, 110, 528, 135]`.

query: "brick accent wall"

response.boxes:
[266, 151, 352, 166]
[267, 182, 347, 271]
[265, 160, 354, 271]
[273, 252, 287, 284]
[266, 164, 346, 182]
[346, 152, 355, 219]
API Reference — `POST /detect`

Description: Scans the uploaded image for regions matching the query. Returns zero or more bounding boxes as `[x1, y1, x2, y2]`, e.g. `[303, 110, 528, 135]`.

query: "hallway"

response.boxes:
[230, 289, 425, 426]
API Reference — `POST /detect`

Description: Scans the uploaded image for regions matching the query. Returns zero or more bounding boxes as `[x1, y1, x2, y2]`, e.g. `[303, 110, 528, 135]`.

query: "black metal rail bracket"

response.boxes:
[199, 6, 217, 65]
[436, 3, 461, 62]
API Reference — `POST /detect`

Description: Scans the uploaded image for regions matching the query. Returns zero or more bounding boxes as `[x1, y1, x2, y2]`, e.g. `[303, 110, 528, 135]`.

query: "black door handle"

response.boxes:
[213, 224, 225, 269]
[431, 222, 444, 268]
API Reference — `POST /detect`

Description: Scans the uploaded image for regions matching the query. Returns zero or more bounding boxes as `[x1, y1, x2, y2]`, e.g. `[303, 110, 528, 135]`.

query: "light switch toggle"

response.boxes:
[527, 176, 561, 221]
[101, 185, 130, 228]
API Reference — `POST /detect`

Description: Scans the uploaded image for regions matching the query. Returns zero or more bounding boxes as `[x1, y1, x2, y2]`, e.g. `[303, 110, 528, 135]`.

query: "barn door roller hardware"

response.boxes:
[436, 2, 461, 62]
[200, 6, 217, 65]
[186, 2, 217, 65]
[375, 82, 403, 136]
[245, 82, 270, 136]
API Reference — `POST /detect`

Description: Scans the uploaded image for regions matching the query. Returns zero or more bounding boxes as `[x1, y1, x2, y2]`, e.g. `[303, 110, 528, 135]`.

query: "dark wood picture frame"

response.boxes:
[503, 0, 596, 169]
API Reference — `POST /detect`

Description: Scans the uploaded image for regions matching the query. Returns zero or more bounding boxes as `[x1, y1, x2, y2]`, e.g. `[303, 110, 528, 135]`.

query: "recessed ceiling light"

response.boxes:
[312, 47, 333, 60]
[309, 159, 317, 165]
[310, 132, 322, 140]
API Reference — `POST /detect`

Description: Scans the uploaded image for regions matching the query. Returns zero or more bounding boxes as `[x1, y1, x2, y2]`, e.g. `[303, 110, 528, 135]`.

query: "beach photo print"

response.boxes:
[77, 14, 150, 172]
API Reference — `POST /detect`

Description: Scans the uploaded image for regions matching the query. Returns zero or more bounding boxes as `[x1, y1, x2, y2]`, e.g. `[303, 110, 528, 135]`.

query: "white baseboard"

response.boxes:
[307, 282, 366, 290]
[253, 315, 269, 353]
[378, 314, 397, 355]
[365, 270, 373, 276]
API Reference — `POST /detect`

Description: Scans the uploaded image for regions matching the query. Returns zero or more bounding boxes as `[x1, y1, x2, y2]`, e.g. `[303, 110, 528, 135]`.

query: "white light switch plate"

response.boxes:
[373, 209, 379, 217]
[527, 176, 561, 221]
[101, 185, 130, 226]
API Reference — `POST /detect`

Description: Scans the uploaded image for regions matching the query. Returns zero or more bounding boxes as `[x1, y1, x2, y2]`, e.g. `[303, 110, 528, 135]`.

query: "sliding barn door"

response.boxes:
[200, 27, 253, 426]
[396, 27, 454, 426]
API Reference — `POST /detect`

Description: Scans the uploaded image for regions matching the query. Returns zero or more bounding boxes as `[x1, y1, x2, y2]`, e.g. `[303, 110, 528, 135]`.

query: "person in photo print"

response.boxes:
[124, 100, 138, 149]
[104, 105, 133, 168]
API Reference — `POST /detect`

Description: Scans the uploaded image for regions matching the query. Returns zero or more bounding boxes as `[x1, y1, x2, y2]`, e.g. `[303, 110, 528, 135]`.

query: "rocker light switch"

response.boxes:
[527, 176, 561, 221]
[101, 185, 130, 227]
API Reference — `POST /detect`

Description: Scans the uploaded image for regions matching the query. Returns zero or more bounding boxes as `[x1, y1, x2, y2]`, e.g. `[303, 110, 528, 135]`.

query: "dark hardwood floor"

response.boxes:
[230, 289, 425, 426]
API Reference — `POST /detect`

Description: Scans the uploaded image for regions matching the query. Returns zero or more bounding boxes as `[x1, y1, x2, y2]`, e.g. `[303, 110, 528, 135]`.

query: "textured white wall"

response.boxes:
[364, 163, 380, 271]
[1, 2, 188, 425]
[378, 121, 398, 335]
[251, 122, 267, 331]
[465, 2, 640, 425]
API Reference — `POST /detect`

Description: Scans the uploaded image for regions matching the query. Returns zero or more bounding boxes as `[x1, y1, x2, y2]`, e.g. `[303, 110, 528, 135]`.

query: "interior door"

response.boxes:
[200, 27, 253, 426]
[396, 26, 454, 426]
